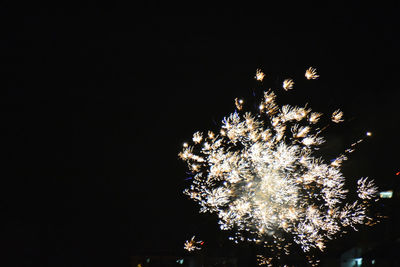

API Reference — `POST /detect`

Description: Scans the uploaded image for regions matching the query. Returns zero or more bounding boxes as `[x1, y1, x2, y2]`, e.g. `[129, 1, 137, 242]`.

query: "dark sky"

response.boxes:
[2, 2, 400, 266]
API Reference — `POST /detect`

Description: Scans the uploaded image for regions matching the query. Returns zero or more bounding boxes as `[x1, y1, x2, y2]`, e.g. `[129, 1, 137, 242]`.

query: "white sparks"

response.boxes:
[180, 68, 378, 262]
[357, 177, 378, 200]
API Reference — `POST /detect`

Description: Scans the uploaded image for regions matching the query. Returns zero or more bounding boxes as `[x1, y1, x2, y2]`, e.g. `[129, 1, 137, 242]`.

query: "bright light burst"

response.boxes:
[255, 69, 266, 81]
[283, 79, 294, 91]
[331, 109, 344, 123]
[235, 98, 244, 111]
[179, 68, 378, 261]
[305, 67, 319, 80]
[184, 236, 203, 252]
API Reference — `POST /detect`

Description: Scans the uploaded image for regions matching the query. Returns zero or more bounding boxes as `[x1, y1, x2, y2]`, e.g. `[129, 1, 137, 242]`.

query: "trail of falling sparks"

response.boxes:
[179, 68, 378, 263]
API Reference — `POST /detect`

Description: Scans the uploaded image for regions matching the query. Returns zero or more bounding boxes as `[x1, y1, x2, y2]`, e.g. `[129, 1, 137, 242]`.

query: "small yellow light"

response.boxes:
[183, 142, 188, 147]
[255, 69, 265, 81]
[366, 132, 372, 136]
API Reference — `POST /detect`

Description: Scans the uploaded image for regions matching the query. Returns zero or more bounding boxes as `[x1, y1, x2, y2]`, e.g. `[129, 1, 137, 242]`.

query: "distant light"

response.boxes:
[354, 258, 362, 266]
[146, 258, 150, 263]
[366, 132, 372, 136]
[183, 142, 188, 148]
[379, 190, 393, 198]
[176, 259, 184, 264]
[396, 171, 400, 176]
[372, 259, 375, 264]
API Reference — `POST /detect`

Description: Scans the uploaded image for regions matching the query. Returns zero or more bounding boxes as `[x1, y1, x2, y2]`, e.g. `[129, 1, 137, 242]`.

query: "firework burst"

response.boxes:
[179, 68, 378, 263]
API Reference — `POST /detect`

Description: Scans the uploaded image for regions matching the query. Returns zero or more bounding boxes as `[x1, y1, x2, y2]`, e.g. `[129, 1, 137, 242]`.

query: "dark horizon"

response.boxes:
[2, 2, 399, 266]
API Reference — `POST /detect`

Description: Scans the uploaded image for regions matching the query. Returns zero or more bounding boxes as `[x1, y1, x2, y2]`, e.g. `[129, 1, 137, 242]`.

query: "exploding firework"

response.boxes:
[179, 68, 378, 262]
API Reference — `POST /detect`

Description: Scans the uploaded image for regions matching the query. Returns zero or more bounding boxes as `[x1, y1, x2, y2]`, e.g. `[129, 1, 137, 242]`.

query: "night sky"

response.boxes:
[2, 3, 400, 266]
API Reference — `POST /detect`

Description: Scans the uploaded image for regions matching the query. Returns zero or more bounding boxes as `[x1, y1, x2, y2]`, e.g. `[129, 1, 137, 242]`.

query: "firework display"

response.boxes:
[179, 68, 378, 259]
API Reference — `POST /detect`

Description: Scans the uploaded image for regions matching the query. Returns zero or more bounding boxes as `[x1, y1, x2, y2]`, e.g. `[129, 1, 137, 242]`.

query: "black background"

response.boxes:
[1, 2, 399, 266]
